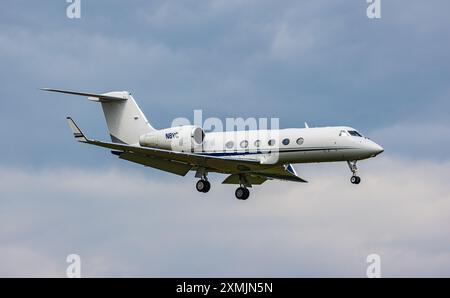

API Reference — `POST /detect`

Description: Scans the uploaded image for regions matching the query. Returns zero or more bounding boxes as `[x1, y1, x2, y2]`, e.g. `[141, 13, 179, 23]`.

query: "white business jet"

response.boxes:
[42, 88, 383, 200]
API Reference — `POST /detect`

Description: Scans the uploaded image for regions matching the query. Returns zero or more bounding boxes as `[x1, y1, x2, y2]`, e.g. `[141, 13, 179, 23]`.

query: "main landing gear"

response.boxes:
[195, 169, 211, 193]
[235, 187, 250, 200]
[196, 179, 211, 193]
[235, 175, 250, 200]
[347, 160, 361, 185]
[195, 179, 250, 200]
[194, 170, 251, 200]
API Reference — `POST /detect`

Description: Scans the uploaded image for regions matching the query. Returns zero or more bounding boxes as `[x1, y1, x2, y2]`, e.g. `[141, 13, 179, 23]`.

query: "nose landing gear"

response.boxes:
[347, 161, 361, 185]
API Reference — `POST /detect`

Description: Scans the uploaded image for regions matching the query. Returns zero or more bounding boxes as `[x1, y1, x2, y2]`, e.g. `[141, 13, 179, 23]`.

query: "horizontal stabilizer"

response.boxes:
[41, 88, 127, 102]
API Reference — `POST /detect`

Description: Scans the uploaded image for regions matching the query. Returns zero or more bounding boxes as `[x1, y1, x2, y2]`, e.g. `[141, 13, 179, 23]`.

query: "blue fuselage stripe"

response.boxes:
[198, 147, 355, 157]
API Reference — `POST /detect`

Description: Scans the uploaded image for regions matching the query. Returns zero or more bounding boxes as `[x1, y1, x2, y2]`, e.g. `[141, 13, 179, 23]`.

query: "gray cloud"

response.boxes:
[1, 1, 450, 167]
[1, 1, 449, 277]
[370, 121, 450, 160]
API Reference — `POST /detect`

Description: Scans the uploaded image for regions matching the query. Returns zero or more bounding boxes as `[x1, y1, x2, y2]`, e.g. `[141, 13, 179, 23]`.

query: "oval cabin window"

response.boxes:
[240, 140, 249, 148]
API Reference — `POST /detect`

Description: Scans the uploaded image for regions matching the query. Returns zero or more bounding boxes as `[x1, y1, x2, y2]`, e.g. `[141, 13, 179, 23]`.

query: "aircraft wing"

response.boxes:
[66, 117, 271, 175]
[67, 117, 308, 183]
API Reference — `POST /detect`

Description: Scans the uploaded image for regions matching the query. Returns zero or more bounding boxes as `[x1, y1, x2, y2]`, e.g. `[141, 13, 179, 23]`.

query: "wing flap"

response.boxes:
[222, 174, 268, 185]
[253, 172, 307, 183]
[252, 164, 308, 183]
[118, 152, 192, 176]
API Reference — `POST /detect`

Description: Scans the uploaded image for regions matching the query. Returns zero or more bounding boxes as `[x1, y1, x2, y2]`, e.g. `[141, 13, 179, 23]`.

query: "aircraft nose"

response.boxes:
[368, 142, 384, 156]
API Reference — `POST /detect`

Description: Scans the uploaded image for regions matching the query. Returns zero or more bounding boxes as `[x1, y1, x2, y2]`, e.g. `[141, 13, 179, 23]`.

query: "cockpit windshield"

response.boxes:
[339, 130, 363, 137]
[348, 130, 363, 137]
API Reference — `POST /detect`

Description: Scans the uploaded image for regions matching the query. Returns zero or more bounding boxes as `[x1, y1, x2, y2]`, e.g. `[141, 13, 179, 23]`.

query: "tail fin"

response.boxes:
[100, 91, 155, 144]
[42, 88, 156, 144]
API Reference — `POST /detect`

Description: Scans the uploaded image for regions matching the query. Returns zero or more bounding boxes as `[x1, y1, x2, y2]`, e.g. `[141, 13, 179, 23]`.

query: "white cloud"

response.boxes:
[1, 155, 450, 277]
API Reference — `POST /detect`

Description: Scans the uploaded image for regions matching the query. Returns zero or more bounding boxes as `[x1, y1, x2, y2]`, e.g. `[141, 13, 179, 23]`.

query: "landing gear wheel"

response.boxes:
[350, 176, 361, 184]
[235, 187, 250, 200]
[196, 180, 211, 193]
[243, 188, 250, 199]
[203, 180, 211, 192]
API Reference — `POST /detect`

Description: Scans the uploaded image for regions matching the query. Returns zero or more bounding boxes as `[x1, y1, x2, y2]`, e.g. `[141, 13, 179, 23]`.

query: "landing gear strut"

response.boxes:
[347, 160, 361, 185]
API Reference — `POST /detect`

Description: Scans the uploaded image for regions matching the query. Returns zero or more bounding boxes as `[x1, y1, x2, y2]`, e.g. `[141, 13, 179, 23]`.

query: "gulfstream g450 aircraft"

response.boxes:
[42, 88, 384, 200]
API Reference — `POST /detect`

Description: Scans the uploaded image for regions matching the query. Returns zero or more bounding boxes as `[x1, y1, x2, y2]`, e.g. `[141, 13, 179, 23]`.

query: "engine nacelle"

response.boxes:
[139, 125, 205, 152]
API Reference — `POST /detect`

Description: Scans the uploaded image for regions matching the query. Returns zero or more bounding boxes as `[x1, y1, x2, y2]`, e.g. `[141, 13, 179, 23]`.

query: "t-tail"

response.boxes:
[41, 88, 156, 144]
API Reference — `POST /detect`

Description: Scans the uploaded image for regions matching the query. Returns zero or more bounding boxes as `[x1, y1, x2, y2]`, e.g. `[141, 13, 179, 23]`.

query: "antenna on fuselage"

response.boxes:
[304, 122, 309, 128]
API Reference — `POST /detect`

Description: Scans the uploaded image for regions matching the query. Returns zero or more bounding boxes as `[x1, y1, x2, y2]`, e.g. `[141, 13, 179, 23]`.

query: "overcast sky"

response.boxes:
[0, 0, 449, 277]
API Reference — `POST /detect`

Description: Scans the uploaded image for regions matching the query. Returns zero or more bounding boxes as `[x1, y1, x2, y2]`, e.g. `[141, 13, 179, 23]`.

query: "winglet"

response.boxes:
[66, 117, 88, 142]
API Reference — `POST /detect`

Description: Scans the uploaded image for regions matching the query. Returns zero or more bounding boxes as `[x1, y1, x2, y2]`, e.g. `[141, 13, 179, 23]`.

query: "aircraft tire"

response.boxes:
[196, 180, 210, 193]
[350, 176, 361, 184]
[235, 187, 250, 200]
